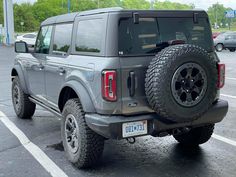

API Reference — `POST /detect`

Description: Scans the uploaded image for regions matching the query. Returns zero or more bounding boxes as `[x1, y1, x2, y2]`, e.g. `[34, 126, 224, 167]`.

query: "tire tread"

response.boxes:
[145, 44, 217, 122]
[62, 98, 104, 168]
[12, 77, 36, 119]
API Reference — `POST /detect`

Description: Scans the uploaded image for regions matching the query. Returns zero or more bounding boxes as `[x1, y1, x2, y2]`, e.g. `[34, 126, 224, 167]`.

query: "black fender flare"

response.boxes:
[59, 80, 96, 113]
[11, 65, 29, 94]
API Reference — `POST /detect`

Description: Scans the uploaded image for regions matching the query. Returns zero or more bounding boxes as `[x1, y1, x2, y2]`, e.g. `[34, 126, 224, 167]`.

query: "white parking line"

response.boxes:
[0, 111, 68, 177]
[226, 77, 236, 81]
[212, 134, 236, 147]
[221, 94, 236, 99]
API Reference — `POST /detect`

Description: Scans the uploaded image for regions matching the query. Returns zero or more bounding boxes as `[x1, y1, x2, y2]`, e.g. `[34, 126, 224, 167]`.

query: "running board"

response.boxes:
[29, 97, 62, 118]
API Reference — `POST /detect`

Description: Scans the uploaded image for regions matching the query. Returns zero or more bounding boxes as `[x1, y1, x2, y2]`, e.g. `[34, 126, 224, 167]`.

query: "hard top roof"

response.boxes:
[41, 7, 207, 26]
[41, 7, 123, 26]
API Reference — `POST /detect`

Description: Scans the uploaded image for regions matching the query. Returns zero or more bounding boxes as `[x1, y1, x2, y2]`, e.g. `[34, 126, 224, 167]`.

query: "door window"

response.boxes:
[23, 34, 37, 38]
[225, 35, 233, 40]
[35, 25, 53, 54]
[52, 23, 73, 55]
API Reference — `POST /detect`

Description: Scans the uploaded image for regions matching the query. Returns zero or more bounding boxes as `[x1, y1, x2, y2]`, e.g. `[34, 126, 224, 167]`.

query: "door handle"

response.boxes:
[57, 67, 66, 75]
[128, 71, 135, 97]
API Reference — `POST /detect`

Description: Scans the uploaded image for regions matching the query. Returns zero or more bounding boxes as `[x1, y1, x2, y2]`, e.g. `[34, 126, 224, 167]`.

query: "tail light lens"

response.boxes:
[217, 63, 225, 89]
[102, 70, 117, 101]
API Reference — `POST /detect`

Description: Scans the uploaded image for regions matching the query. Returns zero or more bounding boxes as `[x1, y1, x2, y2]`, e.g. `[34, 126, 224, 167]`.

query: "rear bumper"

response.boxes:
[85, 99, 228, 139]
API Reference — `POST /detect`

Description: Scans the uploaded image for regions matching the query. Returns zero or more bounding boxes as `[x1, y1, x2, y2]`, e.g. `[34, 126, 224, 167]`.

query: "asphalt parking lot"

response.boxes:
[0, 46, 236, 177]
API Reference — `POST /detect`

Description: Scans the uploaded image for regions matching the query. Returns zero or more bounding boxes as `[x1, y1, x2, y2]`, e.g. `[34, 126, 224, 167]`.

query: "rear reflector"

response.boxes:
[217, 63, 225, 89]
[102, 70, 117, 101]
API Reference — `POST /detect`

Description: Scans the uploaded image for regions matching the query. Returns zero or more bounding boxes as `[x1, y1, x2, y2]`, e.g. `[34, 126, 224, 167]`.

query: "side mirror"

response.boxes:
[15, 41, 29, 53]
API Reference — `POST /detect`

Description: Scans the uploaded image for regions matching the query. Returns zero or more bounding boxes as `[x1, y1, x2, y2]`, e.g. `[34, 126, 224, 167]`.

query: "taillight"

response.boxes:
[102, 70, 117, 101]
[217, 63, 225, 89]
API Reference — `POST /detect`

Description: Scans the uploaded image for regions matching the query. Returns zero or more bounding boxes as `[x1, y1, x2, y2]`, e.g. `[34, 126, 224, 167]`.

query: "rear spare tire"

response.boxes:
[145, 44, 217, 123]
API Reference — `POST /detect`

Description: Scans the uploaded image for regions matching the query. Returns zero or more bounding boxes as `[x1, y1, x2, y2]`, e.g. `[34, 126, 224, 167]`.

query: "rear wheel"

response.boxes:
[61, 98, 104, 168]
[12, 76, 36, 119]
[173, 124, 214, 146]
[215, 43, 224, 52]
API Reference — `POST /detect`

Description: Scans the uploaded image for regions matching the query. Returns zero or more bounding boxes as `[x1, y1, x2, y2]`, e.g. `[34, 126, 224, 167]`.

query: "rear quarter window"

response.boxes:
[75, 19, 103, 54]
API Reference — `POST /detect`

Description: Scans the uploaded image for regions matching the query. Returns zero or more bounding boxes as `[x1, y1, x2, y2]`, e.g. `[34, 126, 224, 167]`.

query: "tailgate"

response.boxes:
[119, 56, 154, 115]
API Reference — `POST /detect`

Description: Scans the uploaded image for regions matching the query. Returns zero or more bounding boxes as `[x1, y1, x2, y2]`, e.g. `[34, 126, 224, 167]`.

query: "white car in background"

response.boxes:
[16, 33, 37, 47]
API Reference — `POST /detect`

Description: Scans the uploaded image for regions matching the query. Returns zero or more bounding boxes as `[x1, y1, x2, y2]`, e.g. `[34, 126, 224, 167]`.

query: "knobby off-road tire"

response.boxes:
[61, 99, 104, 168]
[173, 124, 214, 146]
[145, 44, 217, 123]
[12, 76, 36, 119]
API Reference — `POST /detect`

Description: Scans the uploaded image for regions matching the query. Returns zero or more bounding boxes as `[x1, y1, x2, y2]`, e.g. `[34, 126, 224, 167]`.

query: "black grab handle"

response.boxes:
[129, 71, 135, 97]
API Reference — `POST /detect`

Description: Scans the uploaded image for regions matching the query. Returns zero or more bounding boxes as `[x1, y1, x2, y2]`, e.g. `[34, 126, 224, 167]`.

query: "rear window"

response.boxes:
[118, 17, 212, 56]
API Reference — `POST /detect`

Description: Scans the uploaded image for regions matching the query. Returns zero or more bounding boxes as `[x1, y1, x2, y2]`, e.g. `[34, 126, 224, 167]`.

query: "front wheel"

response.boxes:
[61, 98, 104, 168]
[215, 44, 224, 52]
[12, 76, 36, 119]
[229, 48, 236, 52]
[173, 124, 214, 146]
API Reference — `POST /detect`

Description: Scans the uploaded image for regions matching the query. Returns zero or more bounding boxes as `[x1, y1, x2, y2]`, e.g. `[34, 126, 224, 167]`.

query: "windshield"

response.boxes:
[118, 17, 213, 56]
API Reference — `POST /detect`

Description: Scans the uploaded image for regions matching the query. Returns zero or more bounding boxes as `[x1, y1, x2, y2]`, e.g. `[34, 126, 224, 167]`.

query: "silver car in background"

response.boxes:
[15, 33, 37, 48]
[214, 31, 236, 52]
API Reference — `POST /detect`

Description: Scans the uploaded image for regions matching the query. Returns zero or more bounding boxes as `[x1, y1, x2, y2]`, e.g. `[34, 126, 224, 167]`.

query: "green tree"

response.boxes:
[32, 0, 66, 23]
[70, 0, 97, 12]
[207, 3, 229, 27]
[153, 0, 193, 10]
[122, 0, 150, 10]
[70, 0, 122, 11]
[96, 0, 122, 8]
[0, 0, 3, 25]
[14, 3, 39, 32]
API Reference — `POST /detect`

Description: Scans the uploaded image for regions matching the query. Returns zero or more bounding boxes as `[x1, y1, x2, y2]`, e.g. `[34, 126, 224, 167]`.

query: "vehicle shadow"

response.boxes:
[80, 137, 212, 177]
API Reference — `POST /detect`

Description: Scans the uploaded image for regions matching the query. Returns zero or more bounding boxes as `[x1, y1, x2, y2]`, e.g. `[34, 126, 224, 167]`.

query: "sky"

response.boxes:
[13, 0, 35, 4]
[13, 0, 236, 10]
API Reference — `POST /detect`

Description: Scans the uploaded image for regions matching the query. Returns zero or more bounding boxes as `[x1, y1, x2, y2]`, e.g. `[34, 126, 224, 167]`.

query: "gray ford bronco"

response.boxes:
[12, 7, 228, 168]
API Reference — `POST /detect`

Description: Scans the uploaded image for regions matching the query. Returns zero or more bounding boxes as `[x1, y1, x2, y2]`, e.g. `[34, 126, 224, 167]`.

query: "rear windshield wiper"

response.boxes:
[146, 40, 185, 54]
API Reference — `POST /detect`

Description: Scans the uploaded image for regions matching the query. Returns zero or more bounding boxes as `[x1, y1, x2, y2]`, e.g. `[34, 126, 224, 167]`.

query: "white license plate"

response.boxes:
[122, 120, 148, 138]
